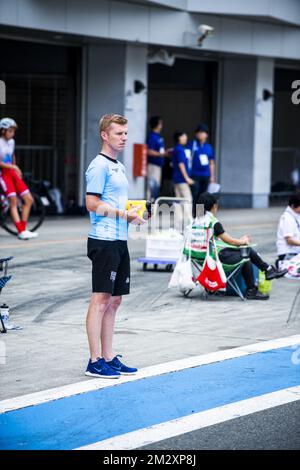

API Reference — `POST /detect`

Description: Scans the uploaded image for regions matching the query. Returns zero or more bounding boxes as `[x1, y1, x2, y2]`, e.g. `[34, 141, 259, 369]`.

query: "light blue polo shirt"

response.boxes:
[86, 154, 129, 241]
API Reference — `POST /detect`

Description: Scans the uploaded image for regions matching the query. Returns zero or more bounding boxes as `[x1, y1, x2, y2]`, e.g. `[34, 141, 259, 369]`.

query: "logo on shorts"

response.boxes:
[126, 277, 130, 284]
[110, 271, 117, 281]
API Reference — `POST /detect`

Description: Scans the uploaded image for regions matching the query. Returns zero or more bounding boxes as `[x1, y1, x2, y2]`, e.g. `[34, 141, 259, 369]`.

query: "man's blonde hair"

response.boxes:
[99, 114, 128, 136]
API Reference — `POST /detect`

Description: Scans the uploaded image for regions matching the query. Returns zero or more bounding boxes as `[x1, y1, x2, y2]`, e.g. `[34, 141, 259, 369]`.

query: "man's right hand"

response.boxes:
[124, 206, 146, 225]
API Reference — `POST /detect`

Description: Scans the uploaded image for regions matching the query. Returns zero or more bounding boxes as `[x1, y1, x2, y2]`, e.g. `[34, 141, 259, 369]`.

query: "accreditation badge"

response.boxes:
[199, 154, 209, 166]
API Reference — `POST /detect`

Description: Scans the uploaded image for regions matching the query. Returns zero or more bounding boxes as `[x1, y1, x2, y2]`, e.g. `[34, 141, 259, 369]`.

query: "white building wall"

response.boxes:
[187, 0, 300, 26]
[2, 0, 300, 60]
[1, 0, 298, 206]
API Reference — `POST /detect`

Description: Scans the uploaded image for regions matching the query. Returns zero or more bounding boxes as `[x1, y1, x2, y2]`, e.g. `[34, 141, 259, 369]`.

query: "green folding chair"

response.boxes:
[182, 227, 250, 300]
[222, 259, 249, 300]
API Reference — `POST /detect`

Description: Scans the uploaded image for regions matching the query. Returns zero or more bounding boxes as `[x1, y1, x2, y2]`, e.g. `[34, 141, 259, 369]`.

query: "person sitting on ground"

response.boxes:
[0, 117, 38, 240]
[197, 193, 288, 300]
[276, 192, 300, 268]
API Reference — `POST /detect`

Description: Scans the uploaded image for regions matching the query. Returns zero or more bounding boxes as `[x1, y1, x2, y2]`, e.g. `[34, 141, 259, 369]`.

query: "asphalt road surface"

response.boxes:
[140, 401, 300, 450]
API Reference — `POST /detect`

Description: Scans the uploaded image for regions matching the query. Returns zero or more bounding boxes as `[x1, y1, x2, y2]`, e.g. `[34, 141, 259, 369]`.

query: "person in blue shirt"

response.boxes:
[172, 131, 194, 219]
[85, 114, 145, 379]
[146, 116, 170, 201]
[187, 124, 216, 218]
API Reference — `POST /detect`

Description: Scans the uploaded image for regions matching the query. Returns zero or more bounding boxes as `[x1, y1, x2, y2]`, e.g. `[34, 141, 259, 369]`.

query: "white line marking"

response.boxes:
[76, 385, 300, 450]
[1, 334, 299, 414]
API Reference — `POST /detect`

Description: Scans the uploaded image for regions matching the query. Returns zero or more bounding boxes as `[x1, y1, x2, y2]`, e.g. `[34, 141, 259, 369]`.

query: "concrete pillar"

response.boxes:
[218, 57, 274, 208]
[253, 58, 274, 208]
[85, 43, 126, 164]
[79, 42, 147, 204]
[78, 43, 126, 204]
[123, 44, 148, 199]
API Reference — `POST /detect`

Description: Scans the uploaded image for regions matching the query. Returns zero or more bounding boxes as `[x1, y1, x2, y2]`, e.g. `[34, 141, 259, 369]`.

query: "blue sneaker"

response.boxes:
[85, 358, 121, 379]
[106, 355, 138, 375]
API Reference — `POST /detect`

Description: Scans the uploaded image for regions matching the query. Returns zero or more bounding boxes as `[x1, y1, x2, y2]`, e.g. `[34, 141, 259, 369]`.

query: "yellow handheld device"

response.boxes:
[126, 200, 152, 219]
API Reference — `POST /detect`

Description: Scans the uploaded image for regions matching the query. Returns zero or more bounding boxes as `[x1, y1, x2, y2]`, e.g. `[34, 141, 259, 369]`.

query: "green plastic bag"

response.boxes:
[258, 270, 273, 295]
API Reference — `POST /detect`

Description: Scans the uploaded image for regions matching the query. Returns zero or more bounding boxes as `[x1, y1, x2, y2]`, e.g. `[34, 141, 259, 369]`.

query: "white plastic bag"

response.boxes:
[178, 257, 195, 291]
[168, 229, 195, 290]
[168, 255, 184, 288]
[207, 182, 221, 194]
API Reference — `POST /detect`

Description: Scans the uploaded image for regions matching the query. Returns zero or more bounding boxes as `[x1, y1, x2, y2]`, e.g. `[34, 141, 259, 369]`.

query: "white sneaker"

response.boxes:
[18, 230, 39, 240]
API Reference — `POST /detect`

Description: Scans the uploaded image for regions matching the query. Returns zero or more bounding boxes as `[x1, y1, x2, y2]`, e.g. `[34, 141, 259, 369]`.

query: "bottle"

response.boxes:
[0, 304, 9, 326]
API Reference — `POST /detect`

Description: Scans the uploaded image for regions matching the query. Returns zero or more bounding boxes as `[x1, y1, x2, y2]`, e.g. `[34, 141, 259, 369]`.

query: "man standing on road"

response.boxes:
[172, 131, 194, 221]
[188, 124, 216, 218]
[146, 116, 170, 201]
[85, 114, 145, 379]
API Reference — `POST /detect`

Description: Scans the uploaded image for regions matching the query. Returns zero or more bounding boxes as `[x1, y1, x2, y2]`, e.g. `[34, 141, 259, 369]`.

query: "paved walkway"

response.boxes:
[0, 207, 299, 400]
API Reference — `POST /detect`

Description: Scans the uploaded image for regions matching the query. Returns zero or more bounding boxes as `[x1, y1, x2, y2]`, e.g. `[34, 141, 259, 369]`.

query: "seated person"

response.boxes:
[197, 193, 288, 300]
[276, 193, 300, 267]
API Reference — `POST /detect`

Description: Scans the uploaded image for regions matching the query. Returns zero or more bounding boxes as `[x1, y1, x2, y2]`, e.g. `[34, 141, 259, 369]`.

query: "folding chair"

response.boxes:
[0, 257, 13, 333]
[182, 226, 250, 300]
[222, 259, 250, 301]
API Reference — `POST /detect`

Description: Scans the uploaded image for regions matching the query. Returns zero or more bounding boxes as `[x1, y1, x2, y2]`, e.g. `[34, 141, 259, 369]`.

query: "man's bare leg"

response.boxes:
[9, 195, 21, 225]
[101, 296, 122, 361]
[86, 293, 111, 362]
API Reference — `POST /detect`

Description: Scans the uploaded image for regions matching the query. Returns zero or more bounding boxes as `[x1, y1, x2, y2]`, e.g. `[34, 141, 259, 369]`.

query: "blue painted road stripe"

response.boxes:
[0, 345, 299, 450]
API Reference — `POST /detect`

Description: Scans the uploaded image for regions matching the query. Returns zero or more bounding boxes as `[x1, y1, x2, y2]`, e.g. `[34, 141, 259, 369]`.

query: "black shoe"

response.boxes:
[265, 265, 288, 280]
[246, 287, 269, 300]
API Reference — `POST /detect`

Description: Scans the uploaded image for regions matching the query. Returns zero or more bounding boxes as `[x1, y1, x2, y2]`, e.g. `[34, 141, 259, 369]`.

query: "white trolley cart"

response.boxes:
[137, 196, 191, 272]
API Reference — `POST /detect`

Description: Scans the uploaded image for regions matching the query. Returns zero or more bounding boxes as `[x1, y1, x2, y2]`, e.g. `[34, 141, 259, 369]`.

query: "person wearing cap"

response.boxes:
[197, 192, 288, 300]
[276, 192, 300, 267]
[0, 117, 38, 240]
[146, 116, 170, 201]
[188, 124, 216, 218]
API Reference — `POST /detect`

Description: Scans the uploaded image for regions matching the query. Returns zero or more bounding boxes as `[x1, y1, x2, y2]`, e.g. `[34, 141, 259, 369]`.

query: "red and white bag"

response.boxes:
[197, 236, 227, 292]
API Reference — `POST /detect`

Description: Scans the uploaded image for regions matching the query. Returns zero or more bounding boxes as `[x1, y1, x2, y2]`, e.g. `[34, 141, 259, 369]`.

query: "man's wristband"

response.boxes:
[117, 209, 127, 220]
